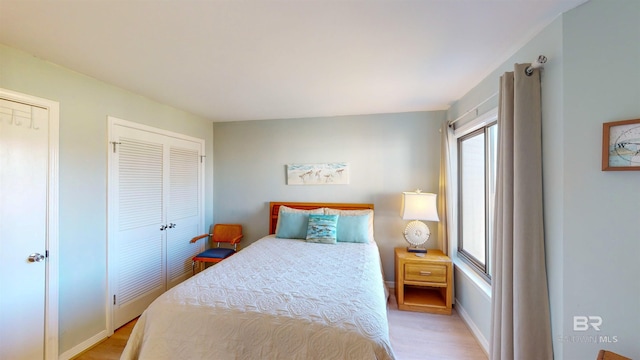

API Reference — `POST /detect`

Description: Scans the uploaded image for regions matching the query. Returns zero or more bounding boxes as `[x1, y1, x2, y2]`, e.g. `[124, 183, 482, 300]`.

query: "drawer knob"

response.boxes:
[419, 271, 432, 276]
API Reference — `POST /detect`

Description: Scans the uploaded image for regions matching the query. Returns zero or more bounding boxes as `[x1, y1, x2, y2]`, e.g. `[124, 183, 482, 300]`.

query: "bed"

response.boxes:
[120, 202, 396, 360]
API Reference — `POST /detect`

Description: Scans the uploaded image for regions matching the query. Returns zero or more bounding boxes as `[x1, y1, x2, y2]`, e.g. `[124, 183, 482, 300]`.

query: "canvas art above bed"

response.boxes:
[286, 163, 350, 185]
[120, 202, 396, 360]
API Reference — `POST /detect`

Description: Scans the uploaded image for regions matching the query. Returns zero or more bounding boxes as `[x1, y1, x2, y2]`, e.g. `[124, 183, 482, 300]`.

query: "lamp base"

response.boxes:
[407, 246, 427, 253]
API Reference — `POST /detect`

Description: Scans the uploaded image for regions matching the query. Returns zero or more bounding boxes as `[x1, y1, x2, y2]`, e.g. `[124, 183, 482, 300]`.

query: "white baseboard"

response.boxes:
[385, 280, 394, 290]
[456, 301, 490, 356]
[58, 330, 108, 360]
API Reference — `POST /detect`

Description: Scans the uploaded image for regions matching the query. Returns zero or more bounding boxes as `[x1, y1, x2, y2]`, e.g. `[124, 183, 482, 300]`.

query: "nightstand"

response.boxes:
[394, 247, 452, 315]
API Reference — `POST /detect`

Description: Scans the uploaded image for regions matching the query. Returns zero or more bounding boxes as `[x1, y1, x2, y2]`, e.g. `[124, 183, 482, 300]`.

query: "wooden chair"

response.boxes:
[190, 224, 243, 273]
[597, 350, 631, 360]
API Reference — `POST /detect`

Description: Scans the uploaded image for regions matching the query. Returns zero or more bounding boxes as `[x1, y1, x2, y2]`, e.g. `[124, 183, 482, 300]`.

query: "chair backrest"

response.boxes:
[597, 350, 631, 360]
[212, 224, 243, 245]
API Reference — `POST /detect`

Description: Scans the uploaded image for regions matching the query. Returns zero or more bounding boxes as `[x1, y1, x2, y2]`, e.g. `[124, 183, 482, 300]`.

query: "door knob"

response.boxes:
[28, 253, 45, 263]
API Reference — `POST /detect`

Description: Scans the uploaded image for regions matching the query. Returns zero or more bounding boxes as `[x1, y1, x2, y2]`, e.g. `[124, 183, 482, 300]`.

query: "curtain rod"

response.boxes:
[448, 91, 498, 127]
[448, 55, 547, 127]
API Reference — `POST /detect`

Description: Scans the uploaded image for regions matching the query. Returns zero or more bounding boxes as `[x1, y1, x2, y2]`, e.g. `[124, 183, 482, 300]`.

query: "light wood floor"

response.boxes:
[387, 292, 487, 360]
[74, 292, 487, 360]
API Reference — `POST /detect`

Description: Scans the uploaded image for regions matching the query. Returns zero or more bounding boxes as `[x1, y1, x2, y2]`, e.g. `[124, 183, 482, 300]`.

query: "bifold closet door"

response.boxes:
[166, 140, 202, 289]
[109, 120, 203, 330]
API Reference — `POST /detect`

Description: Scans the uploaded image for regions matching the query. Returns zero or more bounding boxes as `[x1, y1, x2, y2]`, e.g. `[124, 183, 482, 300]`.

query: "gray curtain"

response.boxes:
[490, 63, 552, 359]
[437, 121, 453, 255]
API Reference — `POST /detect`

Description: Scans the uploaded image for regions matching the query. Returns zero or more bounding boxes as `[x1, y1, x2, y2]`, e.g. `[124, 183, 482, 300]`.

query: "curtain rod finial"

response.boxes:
[525, 55, 547, 76]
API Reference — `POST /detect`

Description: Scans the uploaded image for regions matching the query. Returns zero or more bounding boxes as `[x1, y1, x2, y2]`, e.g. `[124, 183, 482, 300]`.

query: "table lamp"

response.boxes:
[401, 190, 439, 253]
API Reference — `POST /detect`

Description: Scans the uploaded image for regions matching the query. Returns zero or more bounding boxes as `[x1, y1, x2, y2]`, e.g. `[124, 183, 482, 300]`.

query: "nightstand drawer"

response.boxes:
[404, 264, 446, 283]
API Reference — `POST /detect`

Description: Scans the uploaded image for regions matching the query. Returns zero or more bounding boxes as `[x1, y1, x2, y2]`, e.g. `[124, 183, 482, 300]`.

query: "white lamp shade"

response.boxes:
[401, 192, 439, 222]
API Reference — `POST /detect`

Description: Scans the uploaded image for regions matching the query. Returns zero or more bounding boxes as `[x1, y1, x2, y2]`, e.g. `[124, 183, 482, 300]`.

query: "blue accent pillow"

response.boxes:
[336, 214, 370, 243]
[324, 209, 374, 243]
[275, 212, 311, 239]
[306, 214, 339, 244]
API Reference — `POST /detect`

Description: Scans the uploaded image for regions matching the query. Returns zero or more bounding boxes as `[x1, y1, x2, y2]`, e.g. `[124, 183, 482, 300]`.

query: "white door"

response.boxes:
[108, 118, 203, 330]
[110, 125, 167, 329]
[166, 141, 203, 289]
[0, 90, 59, 360]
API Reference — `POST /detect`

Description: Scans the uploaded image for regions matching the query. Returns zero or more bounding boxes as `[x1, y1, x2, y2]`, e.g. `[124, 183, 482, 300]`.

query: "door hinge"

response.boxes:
[113, 295, 116, 305]
[200, 155, 206, 163]
[45, 250, 49, 258]
[110, 141, 122, 153]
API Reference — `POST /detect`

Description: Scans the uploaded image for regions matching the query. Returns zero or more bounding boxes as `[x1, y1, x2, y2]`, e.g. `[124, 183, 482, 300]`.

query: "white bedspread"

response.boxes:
[121, 235, 396, 360]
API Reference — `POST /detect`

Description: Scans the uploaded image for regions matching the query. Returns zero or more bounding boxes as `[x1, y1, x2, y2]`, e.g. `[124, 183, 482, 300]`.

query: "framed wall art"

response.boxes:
[286, 163, 349, 185]
[602, 118, 640, 171]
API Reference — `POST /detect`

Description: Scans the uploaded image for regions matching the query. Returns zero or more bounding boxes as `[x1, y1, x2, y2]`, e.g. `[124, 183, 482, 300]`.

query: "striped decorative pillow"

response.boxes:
[305, 214, 339, 244]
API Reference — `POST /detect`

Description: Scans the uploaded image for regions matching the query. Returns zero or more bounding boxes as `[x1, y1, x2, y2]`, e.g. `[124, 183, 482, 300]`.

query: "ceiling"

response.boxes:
[0, 0, 587, 122]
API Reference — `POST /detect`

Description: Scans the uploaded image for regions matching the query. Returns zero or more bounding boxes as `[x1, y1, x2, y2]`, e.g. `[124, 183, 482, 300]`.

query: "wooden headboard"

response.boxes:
[269, 202, 374, 234]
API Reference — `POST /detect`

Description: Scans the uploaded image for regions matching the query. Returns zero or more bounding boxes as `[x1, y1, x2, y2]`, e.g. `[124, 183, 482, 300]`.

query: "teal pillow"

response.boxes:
[336, 214, 370, 243]
[275, 212, 310, 239]
[306, 214, 339, 244]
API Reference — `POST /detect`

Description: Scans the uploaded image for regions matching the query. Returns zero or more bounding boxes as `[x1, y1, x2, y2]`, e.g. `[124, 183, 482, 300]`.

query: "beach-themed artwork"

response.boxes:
[286, 163, 350, 185]
[602, 118, 640, 171]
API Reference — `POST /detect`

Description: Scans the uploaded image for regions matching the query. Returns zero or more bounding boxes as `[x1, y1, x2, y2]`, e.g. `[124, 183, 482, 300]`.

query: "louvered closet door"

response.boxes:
[111, 126, 167, 329]
[109, 121, 204, 330]
[166, 138, 202, 289]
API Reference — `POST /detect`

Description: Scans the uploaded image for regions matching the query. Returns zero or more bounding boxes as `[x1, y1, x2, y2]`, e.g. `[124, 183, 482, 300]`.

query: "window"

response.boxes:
[457, 122, 497, 282]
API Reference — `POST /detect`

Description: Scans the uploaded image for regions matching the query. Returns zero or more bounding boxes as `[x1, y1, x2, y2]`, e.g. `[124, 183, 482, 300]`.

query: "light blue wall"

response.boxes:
[448, 0, 640, 358]
[212, 112, 445, 280]
[562, 0, 639, 358]
[0, 44, 214, 355]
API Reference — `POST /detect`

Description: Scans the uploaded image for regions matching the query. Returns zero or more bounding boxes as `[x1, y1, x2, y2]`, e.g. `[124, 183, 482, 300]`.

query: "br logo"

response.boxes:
[573, 316, 602, 331]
